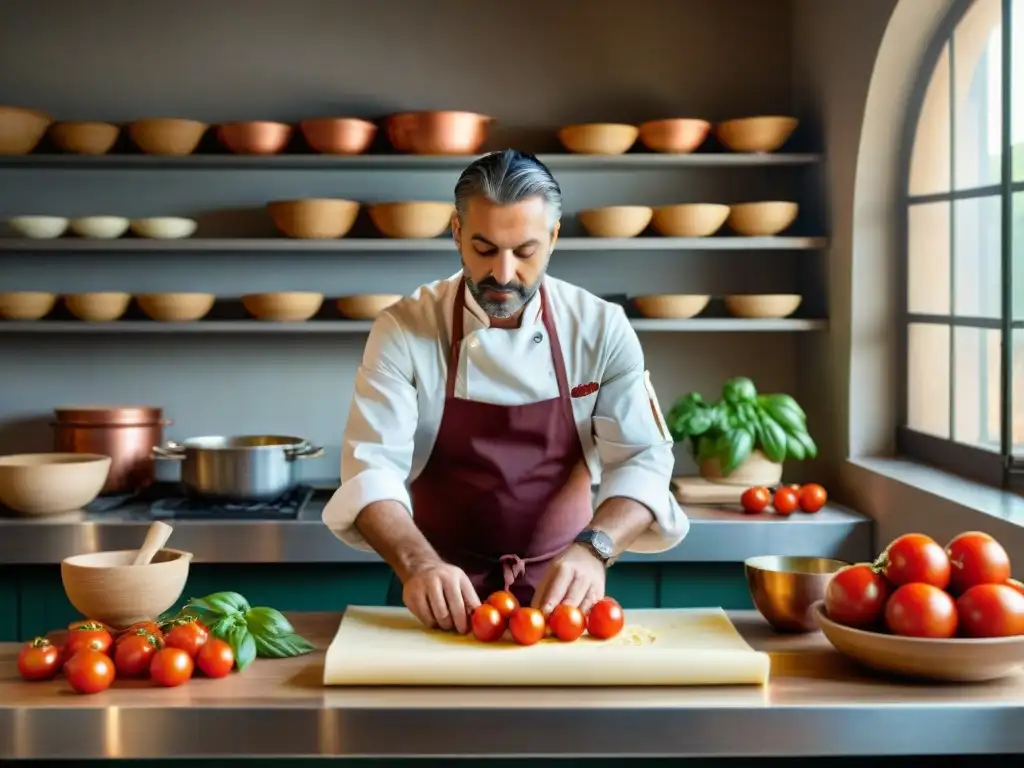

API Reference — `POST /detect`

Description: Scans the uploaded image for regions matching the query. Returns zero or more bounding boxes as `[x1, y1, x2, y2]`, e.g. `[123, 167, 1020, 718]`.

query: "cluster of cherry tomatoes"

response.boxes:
[740, 482, 827, 516]
[470, 591, 625, 646]
[16, 615, 236, 694]
[824, 530, 1024, 639]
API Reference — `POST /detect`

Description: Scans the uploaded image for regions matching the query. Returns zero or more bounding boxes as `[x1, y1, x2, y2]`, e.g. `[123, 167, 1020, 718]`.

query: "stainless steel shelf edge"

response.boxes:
[0, 152, 823, 170]
[0, 236, 829, 251]
[0, 319, 828, 334]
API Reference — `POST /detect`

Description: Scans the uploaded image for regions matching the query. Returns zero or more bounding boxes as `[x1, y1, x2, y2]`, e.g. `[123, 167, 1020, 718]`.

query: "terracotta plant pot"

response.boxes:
[699, 449, 783, 487]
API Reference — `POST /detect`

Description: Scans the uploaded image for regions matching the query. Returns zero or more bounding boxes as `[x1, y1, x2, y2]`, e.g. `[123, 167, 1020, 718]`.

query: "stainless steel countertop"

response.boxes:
[0, 611, 1019, 759]
[0, 494, 872, 564]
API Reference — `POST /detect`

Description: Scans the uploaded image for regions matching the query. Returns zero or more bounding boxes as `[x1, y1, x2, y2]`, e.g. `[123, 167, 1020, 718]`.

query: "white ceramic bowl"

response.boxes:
[7, 215, 69, 239]
[69, 216, 130, 239]
[130, 217, 198, 239]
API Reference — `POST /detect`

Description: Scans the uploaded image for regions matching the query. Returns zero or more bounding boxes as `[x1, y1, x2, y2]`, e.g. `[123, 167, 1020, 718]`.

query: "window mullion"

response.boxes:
[1000, 0, 1015, 482]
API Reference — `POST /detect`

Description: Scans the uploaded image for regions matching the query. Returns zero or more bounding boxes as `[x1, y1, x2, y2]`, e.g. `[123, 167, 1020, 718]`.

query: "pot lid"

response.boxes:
[53, 405, 164, 425]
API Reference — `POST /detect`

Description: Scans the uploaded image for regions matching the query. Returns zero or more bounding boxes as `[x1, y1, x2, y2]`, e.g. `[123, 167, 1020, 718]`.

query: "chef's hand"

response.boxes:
[402, 561, 481, 634]
[532, 543, 606, 616]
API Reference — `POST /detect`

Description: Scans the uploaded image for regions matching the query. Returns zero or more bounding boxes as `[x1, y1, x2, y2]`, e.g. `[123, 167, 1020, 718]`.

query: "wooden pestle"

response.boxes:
[132, 521, 174, 565]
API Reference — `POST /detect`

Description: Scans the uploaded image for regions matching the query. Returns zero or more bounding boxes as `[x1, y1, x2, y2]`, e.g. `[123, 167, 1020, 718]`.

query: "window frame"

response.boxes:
[897, 0, 1019, 489]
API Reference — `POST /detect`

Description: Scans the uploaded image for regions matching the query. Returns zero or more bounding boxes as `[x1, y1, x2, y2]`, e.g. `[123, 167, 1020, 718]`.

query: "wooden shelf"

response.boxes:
[0, 319, 827, 334]
[0, 153, 822, 171]
[0, 236, 828, 252]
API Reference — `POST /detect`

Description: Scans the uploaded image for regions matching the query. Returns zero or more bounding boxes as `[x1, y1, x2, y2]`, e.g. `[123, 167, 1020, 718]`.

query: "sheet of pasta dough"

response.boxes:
[323, 606, 770, 686]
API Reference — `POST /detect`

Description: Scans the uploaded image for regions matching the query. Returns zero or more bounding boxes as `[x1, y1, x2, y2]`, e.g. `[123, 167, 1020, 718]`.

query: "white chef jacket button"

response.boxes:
[533, 333, 543, 344]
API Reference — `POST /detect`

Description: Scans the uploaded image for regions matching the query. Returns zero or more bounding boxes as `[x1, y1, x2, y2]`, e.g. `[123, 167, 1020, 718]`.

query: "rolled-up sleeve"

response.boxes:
[322, 311, 418, 550]
[592, 307, 689, 553]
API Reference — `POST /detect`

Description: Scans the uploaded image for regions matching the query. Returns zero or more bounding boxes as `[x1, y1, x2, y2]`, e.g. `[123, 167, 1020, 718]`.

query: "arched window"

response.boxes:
[899, 0, 1023, 487]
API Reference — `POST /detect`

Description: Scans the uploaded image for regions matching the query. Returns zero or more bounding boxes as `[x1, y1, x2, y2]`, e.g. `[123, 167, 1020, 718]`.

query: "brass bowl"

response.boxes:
[745, 555, 848, 633]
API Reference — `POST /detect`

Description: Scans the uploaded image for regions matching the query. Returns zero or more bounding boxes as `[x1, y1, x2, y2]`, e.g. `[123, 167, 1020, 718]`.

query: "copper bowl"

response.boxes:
[0, 106, 52, 155]
[385, 111, 492, 155]
[299, 118, 377, 155]
[216, 121, 293, 155]
[745, 556, 848, 633]
[638, 119, 711, 154]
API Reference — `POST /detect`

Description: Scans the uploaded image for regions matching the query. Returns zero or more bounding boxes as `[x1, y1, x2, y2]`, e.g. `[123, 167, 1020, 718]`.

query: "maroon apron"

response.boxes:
[408, 277, 594, 606]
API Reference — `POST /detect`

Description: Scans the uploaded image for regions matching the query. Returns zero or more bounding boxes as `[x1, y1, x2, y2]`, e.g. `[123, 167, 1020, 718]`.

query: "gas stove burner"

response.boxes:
[148, 485, 314, 520]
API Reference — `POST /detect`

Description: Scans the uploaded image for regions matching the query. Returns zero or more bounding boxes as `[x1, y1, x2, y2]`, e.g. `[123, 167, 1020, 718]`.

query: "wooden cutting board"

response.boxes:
[672, 476, 746, 505]
[322, 606, 771, 687]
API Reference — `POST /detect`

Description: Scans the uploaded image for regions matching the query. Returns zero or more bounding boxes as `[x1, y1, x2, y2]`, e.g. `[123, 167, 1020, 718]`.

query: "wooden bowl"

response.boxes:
[715, 116, 799, 154]
[267, 199, 360, 239]
[137, 293, 216, 322]
[637, 119, 711, 154]
[726, 202, 799, 236]
[0, 106, 52, 155]
[300, 117, 377, 155]
[128, 118, 208, 156]
[7, 215, 69, 239]
[724, 294, 802, 319]
[242, 292, 324, 322]
[130, 217, 197, 239]
[216, 121, 293, 155]
[0, 452, 111, 516]
[745, 557, 848, 633]
[69, 216, 130, 239]
[336, 294, 403, 320]
[557, 123, 638, 155]
[578, 206, 652, 238]
[0, 291, 57, 320]
[368, 202, 454, 239]
[651, 204, 730, 237]
[61, 548, 192, 630]
[813, 602, 1024, 682]
[632, 294, 710, 319]
[49, 121, 120, 155]
[65, 292, 132, 322]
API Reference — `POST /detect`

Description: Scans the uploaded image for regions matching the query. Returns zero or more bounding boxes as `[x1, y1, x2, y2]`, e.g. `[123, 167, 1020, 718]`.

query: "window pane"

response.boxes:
[1015, 329, 1024, 450]
[908, 323, 951, 438]
[908, 202, 950, 314]
[953, 0, 1002, 190]
[953, 195, 1001, 317]
[1014, 0, 1024, 181]
[910, 43, 951, 196]
[953, 327, 1001, 447]
[1013, 195, 1024, 321]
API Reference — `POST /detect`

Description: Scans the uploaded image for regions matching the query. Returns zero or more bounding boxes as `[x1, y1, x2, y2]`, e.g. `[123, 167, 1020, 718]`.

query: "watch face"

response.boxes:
[591, 531, 614, 559]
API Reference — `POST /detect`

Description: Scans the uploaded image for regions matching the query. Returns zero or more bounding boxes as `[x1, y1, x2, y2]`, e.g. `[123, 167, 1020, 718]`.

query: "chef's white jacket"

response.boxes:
[322, 273, 690, 554]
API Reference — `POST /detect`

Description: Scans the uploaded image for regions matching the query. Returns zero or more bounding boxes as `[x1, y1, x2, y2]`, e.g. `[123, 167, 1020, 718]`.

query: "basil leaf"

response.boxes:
[188, 591, 251, 617]
[721, 427, 754, 475]
[209, 614, 241, 638]
[253, 632, 315, 659]
[722, 377, 757, 405]
[758, 414, 788, 463]
[227, 624, 258, 671]
[245, 606, 295, 636]
[790, 429, 818, 460]
[786, 432, 807, 461]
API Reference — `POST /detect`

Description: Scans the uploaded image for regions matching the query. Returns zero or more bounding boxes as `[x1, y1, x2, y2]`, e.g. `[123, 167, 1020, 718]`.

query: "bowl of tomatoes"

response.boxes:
[815, 530, 1024, 682]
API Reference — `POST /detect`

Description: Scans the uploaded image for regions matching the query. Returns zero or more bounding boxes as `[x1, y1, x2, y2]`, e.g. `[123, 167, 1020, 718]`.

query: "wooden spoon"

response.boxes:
[132, 520, 174, 566]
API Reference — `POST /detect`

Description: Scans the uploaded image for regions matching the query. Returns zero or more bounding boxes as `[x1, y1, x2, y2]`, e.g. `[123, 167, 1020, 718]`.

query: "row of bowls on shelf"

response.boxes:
[0, 291, 401, 322]
[5, 200, 800, 242]
[0, 291, 804, 322]
[0, 106, 799, 156]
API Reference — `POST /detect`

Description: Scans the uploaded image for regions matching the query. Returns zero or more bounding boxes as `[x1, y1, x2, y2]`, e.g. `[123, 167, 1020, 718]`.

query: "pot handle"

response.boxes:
[285, 441, 324, 461]
[152, 441, 186, 460]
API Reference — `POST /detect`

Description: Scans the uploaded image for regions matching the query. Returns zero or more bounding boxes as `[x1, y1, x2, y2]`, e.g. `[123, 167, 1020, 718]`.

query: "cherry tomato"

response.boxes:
[163, 618, 209, 658]
[485, 591, 519, 620]
[740, 486, 771, 514]
[196, 638, 235, 678]
[115, 621, 164, 647]
[824, 563, 891, 628]
[955, 583, 1024, 638]
[150, 647, 194, 687]
[798, 483, 828, 513]
[548, 603, 586, 642]
[945, 531, 1011, 595]
[64, 622, 113, 657]
[1006, 578, 1024, 598]
[64, 649, 116, 695]
[471, 604, 506, 643]
[114, 632, 161, 677]
[17, 637, 62, 681]
[877, 533, 951, 589]
[772, 487, 800, 516]
[508, 607, 546, 646]
[884, 583, 958, 638]
[587, 598, 625, 640]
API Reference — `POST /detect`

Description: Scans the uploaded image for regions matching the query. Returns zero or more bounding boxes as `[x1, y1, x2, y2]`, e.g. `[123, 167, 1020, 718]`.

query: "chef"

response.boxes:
[323, 149, 689, 634]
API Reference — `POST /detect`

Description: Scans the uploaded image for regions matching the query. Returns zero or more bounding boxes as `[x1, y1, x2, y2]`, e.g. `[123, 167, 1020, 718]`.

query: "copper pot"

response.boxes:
[52, 405, 169, 494]
[384, 111, 493, 155]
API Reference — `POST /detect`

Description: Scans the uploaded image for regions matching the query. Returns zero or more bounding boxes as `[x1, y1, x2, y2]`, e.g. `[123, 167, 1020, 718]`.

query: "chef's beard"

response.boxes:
[464, 264, 546, 319]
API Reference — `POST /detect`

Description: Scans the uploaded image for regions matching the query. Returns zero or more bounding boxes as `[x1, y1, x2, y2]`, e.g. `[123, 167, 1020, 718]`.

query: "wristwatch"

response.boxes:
[574, 529, 615, 564]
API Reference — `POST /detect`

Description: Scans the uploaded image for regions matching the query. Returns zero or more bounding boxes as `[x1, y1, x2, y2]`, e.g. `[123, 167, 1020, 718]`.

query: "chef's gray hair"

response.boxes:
[454, 149, 562, 231]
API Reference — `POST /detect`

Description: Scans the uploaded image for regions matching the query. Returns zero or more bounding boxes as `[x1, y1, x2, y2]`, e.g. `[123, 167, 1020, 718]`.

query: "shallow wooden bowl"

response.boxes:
[242, 292, 324, 322]
[49, 121, 120, 155]
[0, 106, 52, 155]
[128, 118, 208, 156]
[368, 202, 454, 239]
[814, 602, 1024, 682]
[336, 294, 403, 320]
[578, 206, 652, 238]
[267, 199, 361, 239]
[726, 201, 799, 236]
[724, 294, 802, 319]
[632, 294, 710, 319]
[61, 548, 192, 630]
[65, 292, 132, 322]
[652, 204, 730, 237]
[557, 123, 639, 155]
[0, 291, 57, 320]
[715, 116, 799, 153]
[637, 118, 711, 154]
[137, 293, 216, 322]
[0, 452, 111, 516]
